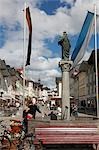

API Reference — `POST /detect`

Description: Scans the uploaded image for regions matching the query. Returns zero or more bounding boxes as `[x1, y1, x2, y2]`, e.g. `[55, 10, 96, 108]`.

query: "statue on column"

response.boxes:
[58, 32, 71, 61]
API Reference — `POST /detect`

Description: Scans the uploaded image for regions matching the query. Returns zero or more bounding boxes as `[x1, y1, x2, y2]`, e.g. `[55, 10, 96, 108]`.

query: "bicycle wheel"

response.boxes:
[1, 136, 11, 150]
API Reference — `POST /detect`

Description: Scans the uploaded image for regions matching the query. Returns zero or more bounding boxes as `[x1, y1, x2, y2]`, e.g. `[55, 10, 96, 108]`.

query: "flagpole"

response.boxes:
[94, 4, 99, 118]
[23, 2, 26, 112]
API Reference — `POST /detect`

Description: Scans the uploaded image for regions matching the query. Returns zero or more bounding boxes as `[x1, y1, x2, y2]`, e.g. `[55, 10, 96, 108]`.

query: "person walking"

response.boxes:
[28, 101, 41, 119]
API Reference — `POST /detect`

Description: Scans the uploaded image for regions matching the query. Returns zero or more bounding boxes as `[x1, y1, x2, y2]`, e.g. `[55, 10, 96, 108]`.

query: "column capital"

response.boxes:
[59, 60, 72, 72]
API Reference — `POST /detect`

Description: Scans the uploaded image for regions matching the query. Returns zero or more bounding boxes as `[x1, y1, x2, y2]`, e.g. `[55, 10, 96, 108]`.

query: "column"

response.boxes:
[59, 60, 72, 120]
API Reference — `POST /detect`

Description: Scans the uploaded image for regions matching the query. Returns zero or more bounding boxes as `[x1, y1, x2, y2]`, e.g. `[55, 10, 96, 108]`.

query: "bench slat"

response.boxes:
[35, 128, 98, 132]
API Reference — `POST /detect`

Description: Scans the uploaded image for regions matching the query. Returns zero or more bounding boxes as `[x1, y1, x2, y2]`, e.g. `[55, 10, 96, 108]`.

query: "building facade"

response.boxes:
[70, 50, 99, 115]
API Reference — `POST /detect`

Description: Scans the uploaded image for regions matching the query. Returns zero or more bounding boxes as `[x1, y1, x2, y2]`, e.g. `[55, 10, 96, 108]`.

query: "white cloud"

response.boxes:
[31, 57, 60, 70]
[0, 0, 99, 88]
[25, 57, 61, 88]
[26, 68, 61, 89]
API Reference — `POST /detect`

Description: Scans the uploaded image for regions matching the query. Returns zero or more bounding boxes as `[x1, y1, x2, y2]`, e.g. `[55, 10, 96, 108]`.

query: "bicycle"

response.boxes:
[0, 119, 35, 150]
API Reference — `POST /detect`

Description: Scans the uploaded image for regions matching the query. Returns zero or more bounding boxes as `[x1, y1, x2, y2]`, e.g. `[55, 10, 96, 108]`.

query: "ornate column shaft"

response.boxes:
[59, 60, 72, 120]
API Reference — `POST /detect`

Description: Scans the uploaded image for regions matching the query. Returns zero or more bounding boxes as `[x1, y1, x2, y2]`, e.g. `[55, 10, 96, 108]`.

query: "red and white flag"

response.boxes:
[25, 7, 32, 66]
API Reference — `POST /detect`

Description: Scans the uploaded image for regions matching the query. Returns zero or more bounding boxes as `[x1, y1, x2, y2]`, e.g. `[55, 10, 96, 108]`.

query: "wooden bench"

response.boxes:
[33, 125, 99, 149]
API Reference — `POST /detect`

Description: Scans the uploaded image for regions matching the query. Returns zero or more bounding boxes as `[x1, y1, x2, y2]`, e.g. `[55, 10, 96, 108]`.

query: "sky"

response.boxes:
[0, 0, 99, 89]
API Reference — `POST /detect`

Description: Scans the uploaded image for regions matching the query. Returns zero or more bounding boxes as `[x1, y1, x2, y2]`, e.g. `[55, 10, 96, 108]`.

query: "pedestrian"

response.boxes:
[28, 100, 41, 119]
[57, 105, 61, 116]
[63, 106, 68, 119]
[70, 104, 72, 116]
[16, 102, 20, 110]
[47, 103, 50, 110]
[48, 111, 57, 120]
[72, 104, 78, 117]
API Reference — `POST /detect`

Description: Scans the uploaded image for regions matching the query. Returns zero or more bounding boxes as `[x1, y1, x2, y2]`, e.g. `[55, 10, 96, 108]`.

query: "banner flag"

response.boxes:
[71, 11, 95, 66]
[25, 7, 32, 66]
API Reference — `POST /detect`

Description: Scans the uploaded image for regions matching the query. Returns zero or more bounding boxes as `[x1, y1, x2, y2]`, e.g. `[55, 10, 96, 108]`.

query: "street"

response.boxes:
[0, 103, 99, 150]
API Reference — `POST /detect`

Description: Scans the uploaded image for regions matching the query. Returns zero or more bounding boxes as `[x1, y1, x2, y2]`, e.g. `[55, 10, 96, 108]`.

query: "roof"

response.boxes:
[1, 70, 9, 77]
[88, 50, 99, 65]
[7, 66, 16, 76]
[0, 60, 6, 70]
[79, 61, 88, 72]
[56, 77, 62, 84]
